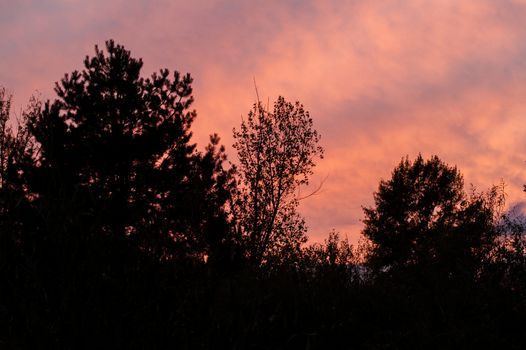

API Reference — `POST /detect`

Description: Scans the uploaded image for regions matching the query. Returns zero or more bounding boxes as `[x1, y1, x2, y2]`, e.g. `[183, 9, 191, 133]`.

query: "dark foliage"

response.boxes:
[27, 40, 234, 261]
[1, 41, 236, 347]
[362, 155, 499, 279]
[232, 97, 323, 267]
[1, 42, 525, 349]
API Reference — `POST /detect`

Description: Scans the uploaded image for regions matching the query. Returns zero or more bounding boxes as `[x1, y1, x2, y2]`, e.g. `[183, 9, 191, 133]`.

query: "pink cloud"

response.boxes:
[2, 0, 526, 243]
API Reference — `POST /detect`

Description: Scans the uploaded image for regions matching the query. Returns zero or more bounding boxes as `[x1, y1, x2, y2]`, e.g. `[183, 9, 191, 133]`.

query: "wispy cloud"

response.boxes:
[2, 0, 526, 242]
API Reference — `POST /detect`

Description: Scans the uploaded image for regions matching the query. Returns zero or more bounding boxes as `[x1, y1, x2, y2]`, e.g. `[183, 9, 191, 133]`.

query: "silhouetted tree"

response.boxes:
[488, 206, 526, 297]
[0, 87, 37, 197]
[362, 155, 499, 278]
[0, 88, 48, 347]
[27, 40, 233, 261]
[232, 97, 323, 266]
[0, 41, 239, 347]
[0, 87, 39, 257]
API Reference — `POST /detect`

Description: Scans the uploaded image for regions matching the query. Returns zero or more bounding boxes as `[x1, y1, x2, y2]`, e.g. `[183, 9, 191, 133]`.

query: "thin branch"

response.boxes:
[253, 76, 261, 105]
[297, 173, 328, 201]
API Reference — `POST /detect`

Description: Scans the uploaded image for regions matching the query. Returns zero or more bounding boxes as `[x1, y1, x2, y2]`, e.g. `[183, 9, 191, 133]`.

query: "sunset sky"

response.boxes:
[2, 0, 526, 243]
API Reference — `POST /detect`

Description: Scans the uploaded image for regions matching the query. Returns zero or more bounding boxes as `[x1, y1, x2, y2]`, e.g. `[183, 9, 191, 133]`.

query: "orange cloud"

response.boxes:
[2, 0, 526, 243]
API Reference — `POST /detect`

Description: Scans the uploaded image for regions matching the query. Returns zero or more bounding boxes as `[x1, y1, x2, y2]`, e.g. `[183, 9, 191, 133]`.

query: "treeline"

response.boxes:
[1, 41, 526, 349]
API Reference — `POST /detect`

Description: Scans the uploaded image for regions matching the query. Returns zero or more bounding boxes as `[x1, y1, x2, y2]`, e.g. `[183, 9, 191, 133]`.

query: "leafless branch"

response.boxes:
[297, 173, 328, 201]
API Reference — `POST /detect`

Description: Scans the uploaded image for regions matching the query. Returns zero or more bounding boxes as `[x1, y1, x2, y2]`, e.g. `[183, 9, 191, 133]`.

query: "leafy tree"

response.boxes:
[27, 40, 233, 261]
[362, 155, 499, 276]
[232, 96, 323, 266]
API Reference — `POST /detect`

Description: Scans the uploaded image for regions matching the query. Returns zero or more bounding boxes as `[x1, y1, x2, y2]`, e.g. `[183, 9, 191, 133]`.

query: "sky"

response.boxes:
[2, 0, 526, 243]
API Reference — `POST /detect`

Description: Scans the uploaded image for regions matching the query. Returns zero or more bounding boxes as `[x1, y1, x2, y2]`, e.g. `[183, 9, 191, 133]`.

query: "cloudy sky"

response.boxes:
[2, 0, 526, 243]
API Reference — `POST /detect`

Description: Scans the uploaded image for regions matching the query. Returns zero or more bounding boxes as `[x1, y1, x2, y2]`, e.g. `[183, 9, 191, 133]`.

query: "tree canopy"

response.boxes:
[232, 96, 323, 266]
[28, 40, 233, 261]
[362, 155, 499, 276]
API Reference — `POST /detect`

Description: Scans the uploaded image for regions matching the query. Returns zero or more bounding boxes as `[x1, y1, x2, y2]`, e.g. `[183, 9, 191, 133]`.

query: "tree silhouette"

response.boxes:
[0, 41, 239, 346]
[0, 87, 39, 264]
[0, 88, 51, 347]
[362, 155, 499, 277]
[27, 40, 233, 261]
[0, 88, 37, 197]
[232, 97, 323, 266]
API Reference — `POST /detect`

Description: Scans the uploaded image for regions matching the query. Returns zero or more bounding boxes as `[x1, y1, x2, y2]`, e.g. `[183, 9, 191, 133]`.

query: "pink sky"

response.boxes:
[2, 0, 526, 243]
